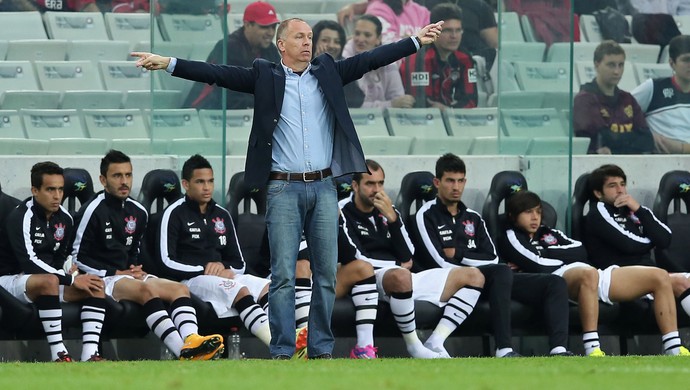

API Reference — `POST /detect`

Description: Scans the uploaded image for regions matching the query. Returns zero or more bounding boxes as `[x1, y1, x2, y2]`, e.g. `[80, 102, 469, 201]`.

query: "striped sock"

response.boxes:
[679, 288, 690, 319]
[170, 297, 198, 341]
[663, 331, 682, 355]
[295, 278, 312, 329]
[35, 295, 68, 360]
[426, 286, 482, 350]
[583, 331, 601, 355]
[80, 297, 106, 361]
[144, 298, 183, 357]
[235, 295, 271, 346]
[350, 276, 378, 347]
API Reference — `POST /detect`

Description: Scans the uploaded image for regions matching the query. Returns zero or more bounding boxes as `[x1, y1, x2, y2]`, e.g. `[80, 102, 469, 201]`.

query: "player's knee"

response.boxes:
[296, 259, 312, 279]
[172, 282, 190, 298]
[581, 268, 599, 290]
[137, 284, 158, 303]
[234, 286, 250, 303]
[461, 267, 484, 288]
[351, 259, 374, 280]
[384, 268, 412, 292]
[32, 274, 59, 295]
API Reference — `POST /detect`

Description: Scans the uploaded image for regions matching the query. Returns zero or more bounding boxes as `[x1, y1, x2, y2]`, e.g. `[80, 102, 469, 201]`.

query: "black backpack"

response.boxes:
[593, 6, 632, 43]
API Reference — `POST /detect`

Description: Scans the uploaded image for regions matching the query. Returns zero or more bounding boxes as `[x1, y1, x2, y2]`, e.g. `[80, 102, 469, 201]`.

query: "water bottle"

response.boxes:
[228, 327, 242, 360]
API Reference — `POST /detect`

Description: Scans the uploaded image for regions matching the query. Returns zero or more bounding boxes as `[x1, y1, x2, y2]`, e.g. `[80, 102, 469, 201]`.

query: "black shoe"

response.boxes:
[273, 354, 291, 360]
[309, 353, 332, 359]
[552, 351, 575, 357]
[501, 351, 522, 358]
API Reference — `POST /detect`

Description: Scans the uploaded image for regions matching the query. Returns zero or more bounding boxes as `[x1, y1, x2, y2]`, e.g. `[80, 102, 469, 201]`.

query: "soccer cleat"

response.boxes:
[55, 351, 74, 362]
[552, 351, 575, 357]
[180, 333, 224, 361]
[677, 346, 690, 356]
[350, 344, 378, 359]
[587, 347, 606, 357]
[293, 326, 308, 360]
[85, 353, 106, 362]
[501, 351, 522, 358]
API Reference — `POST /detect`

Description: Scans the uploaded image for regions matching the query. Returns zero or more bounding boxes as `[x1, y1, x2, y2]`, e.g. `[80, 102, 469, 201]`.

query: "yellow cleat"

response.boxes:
[588, 347, 606, 357]
[293, 326, 308, 360]
[180, 333, 224, 361]
[678, 346, 690, 356]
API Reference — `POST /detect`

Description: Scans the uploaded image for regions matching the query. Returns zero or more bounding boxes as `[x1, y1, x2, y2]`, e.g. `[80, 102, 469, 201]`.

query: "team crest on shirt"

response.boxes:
[462, 220, 476, 237]
[624, 105, 633, 118]
[600, 108, 609, 118]
[124, 216, 137, 234]
[629, 211, 641, 224]
[542, 233, 557, 245]
[379, 214, 388, 226]
[212, 217, 226, 234]
[53, 223, 66, 241]
[663, 88, 674, 99]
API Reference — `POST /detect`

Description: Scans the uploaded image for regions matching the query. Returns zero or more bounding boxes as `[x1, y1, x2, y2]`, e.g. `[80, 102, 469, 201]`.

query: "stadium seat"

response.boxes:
[633, 63, 673, 85]
[500, 108, 566, 137]
[67, 40, 130, 62]
[394, 170, 436, 271]
[0, 40, 8, 60]
[575, 60, 638, 92]
[579, 14, 602, 43]
[82, 109, 149, 140]
[409, 136, 473, 155]
[0, 91, 60, 110]
[132, 41, 194, 61]
[493, 91, 544, 109]
[156, 71, 195, 105]
[0, 138, 48, 155]
[123, 90, 182, 109]
[619, 43, 660, 64]
[443, 107, 499, 137]
[546, 42, 599, 63]
[146, 108, 205, 140]
[0, 61, 39, 91]
[137, 169, 183, 213]
[47, 138, 108, 155]
[349, 107, 389, 137]
[467, 136, 530, 155]
[110, 138, 153, 156]
[60, 91, 123, 109]
[199, 109, 253, 140]
[189, 40, 218, 61]
[498, 42, 546, 63]
[61, 167, 95, 216]
[21, 109, 86, 140]
[43, 11, 109, 40]
[513, 61, 571, 92]
[0, 11, 48, 40]
[226, 13, 245, 32]
[525, 137, 590, 155]
[497, 12, 525, 42]
[99, 60, 159, 92]
[227, 139, 249, 155]
[384, 108, 447, 138]
[167, 138, 225, 156]
[104, 12, 164, 48]
[652, 170, 690, 272]
[569, 172, 592, 241]
[674, 15, 690, 35]
[34, 60, 104, 91]
[158, 14, 224, 43]
[5, 39, 68, 61]
[359, 135, 412, 155]
[519, 14, 538, 42]
[0, 110, 26, 139]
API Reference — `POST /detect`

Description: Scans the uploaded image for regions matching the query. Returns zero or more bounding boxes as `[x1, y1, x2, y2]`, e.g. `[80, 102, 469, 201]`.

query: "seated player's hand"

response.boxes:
[373, 191, 397, 222]
[73, 274, 103, 296]
[443, 247, 455, 259]
[218, 268, 236, 279]
[204, 262, 226, 276]
[400, 260, 413, 270]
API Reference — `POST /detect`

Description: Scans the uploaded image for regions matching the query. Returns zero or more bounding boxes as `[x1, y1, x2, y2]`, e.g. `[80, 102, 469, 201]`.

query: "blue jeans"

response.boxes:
[265, 177, 338, 357]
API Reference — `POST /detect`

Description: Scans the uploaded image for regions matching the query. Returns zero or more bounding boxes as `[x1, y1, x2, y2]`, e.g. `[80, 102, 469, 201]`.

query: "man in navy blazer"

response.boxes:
[133, 18, 443, 359]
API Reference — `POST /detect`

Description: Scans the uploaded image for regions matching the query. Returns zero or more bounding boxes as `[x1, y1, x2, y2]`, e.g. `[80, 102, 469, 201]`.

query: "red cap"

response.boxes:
[243, 2, 280, 26]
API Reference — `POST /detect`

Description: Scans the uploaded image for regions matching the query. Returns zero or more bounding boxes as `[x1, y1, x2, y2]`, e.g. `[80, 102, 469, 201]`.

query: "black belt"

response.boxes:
[268, 168, 332, 182]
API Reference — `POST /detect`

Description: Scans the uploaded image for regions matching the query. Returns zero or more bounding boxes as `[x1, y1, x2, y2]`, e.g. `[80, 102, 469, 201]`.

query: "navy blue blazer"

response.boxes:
[172, 37, 418, 188]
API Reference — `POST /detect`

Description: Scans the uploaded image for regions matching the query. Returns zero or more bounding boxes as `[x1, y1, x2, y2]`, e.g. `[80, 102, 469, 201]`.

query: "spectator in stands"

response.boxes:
[629, 0, 690, 15]
[312, 20, 365, 108]
[632, 35, 690, 154]
[573, 40, 654, 154]
[342, 14, 415, 108]
[155, 154, 290, 354]
[585, 164, 690, 327]
[500, 190, 690, 356]
[71, 150, 225, 361]
[338, 159, 484, 358]
[0, 162, 107, 362]
[399, 3, 478, 109]
[415, 153, 572, 357]
[366, 0, 431, 44]
[183, 1, 280, 110]
[31, 0, 100, 11]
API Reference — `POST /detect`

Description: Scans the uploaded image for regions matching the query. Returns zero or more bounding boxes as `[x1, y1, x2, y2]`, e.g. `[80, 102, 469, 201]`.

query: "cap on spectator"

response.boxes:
[244, 2, 280, 26]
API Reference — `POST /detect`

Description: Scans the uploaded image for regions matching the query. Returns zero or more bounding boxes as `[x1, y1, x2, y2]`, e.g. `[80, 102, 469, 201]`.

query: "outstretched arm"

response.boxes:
[131, 52, 172, 71]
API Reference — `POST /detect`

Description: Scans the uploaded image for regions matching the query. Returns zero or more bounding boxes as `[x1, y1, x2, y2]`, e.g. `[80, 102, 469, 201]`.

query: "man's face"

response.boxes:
[514, 205, 542, 236]
[595, 53, 625, 89]
[435, 19, 463, 52]
[353, 19, 381, 53]
[594, 176, 627, 205]
[316, 28, 342, 58]
[434, 171, 466, 205]
[32, 174, 64, 214]
[352, 168, 385, 211]
[100, 162, 133, 201]
[671, 52, 690, 84]
[183, 168, 214, 205]
[244, 21, 278, 49]
[278, 20, 313, 65]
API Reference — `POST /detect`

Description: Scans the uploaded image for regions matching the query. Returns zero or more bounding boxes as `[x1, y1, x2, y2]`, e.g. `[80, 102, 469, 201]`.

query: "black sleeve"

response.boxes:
[498, 228, 562, 274]
[387, 213, 413, 264]
[219, 210, 248, 273]
[587, 202, 656, 255]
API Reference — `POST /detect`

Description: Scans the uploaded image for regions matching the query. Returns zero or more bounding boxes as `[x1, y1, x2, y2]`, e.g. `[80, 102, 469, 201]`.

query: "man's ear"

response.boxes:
[593, 189, 603, 200]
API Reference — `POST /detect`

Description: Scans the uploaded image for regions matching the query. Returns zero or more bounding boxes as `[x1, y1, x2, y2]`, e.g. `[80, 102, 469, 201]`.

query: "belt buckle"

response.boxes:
[303, 171, 316, 182]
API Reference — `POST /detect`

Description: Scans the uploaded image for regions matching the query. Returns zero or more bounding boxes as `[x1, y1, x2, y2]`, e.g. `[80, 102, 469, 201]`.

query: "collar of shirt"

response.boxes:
[271, 60, 334, 173]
